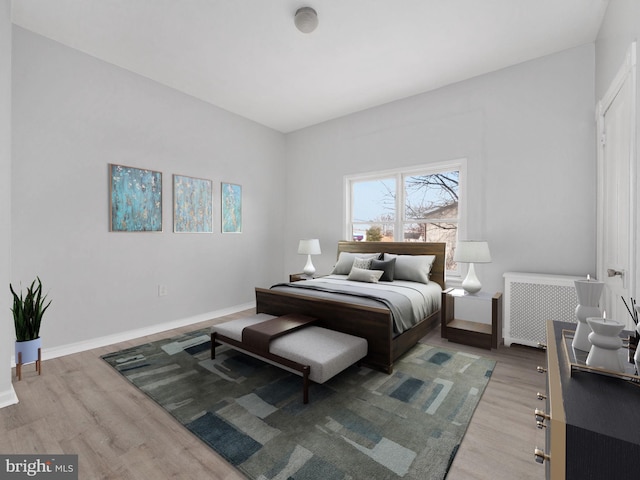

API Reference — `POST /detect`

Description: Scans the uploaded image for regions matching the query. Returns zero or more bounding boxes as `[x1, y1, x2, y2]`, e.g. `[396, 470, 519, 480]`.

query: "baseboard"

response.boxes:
[11, 302, 255, 365]
[0, 386, 19, 409]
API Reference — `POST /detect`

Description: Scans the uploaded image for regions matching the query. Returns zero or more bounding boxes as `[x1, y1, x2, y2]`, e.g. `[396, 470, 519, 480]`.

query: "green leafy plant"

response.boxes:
[366, 225, 382, 242]
[9, 277, 52, 342]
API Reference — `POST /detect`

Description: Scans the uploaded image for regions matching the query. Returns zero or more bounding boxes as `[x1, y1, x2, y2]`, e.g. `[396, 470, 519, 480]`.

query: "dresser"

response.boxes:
[539, 321, 640, 479]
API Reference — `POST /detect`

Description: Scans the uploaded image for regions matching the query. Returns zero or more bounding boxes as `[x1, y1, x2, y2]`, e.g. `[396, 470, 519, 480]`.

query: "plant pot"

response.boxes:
[16, 337, 41, 364]
[15, 337, 42, 380]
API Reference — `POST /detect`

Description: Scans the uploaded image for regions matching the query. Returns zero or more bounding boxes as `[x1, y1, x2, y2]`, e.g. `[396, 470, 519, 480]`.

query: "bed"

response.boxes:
[255, 241, 446, 373]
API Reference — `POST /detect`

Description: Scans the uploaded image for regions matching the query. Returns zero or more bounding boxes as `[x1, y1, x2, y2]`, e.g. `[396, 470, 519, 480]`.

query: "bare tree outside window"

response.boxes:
[404, 172, 459, 269]
[348, 165, 463, 272]
[404, 172, 458, 220]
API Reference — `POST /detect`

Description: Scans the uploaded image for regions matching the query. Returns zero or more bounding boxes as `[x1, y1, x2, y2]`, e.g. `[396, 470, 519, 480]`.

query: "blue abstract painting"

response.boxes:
[110, 164, 163, 232]
[173, 175, 213, 233]
[221, 182, 242, 233]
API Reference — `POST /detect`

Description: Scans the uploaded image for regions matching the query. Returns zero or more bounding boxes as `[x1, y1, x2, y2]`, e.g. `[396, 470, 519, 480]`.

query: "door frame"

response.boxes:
[596, 41, 637, 311]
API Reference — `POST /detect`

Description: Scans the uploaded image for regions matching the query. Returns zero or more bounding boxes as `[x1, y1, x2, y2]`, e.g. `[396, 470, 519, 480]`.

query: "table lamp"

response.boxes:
[454, 240, 491, 294]
[298, 239, 321, 277]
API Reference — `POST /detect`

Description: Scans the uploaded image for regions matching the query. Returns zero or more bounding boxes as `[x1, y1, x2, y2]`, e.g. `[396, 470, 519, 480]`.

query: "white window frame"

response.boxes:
[344, 159, 467, 276]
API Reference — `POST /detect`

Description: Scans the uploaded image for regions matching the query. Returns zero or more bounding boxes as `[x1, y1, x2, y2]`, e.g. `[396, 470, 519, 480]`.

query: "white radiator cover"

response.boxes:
[503, 272, 583, 347]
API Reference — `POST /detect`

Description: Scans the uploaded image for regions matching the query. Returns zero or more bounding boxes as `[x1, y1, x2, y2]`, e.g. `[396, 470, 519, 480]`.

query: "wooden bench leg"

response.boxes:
[302, 366, 310, 404]
[36, 347, 42, 375]
[211, 333, 217, 360]
[17, 352, 22, 381]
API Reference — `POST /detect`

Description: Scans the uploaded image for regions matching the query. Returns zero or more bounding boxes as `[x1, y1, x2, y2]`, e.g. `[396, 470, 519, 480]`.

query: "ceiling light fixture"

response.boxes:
[295, 7, 318, 34]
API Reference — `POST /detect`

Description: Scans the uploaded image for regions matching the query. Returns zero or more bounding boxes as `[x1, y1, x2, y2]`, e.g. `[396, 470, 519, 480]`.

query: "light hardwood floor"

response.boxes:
[0, 309, 546, 479]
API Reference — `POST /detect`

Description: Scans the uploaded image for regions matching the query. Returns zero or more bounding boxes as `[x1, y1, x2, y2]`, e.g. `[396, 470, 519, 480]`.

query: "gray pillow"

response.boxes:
[371, 258, 396, 282]
[383, 253, 435, 284]
[331, 252, 381, 275]
[347, 267, 384, 283]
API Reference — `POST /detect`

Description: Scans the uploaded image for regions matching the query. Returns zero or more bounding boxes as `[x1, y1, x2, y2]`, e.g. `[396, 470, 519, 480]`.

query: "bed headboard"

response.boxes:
[336, 241, 446, 289]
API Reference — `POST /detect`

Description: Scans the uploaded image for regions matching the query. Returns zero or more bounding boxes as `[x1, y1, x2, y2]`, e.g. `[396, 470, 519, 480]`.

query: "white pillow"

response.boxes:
[347, 267, 384, 283]
[383, 253, 436, 284]
[352, 257, 373, 270]
[331, 252, 381, 275]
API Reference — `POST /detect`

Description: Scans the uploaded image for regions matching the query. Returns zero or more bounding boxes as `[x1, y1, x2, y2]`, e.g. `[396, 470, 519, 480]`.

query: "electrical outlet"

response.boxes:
[158, 285, 168, 297]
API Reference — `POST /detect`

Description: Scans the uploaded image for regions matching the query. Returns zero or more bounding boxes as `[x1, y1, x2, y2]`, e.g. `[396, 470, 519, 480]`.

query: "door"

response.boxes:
[597, 43, 636, 329]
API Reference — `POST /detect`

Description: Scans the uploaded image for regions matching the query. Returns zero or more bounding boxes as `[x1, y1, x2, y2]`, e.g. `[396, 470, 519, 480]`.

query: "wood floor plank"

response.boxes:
[1, 309, 546, 480]
[428, 332, 546, 480]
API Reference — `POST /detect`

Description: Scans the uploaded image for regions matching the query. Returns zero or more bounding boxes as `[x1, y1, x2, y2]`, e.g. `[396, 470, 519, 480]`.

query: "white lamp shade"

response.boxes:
[453, 241, 491, 263]
[298, 239, 321, 255]
[454, 241, 490, 295]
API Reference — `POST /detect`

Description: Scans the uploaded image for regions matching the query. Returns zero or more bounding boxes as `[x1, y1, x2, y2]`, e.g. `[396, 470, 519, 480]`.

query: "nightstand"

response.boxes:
[441, 288, 503, 349]
[289, 273, 312, 282]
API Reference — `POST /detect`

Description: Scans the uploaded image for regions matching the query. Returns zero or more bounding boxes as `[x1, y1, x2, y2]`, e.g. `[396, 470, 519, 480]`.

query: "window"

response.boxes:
[346, 160, 465, 273]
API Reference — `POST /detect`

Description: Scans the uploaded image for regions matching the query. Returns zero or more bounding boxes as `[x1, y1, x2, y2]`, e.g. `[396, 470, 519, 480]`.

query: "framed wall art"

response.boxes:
[173, 174, 213, 233]
[109, 163, 163, 232]
[221, 182, 242, 233]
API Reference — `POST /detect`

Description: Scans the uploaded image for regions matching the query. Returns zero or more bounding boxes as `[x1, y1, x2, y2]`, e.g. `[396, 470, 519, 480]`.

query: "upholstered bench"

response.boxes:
[211, 313, 368, 403]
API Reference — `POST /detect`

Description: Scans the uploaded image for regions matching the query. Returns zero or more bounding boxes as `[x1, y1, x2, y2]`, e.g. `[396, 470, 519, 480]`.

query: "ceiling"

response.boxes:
[11, 0, 609, 133]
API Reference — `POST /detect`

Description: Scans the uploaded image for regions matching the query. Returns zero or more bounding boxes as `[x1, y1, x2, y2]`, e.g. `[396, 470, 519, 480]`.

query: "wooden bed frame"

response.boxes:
[255, 241, 446, 373]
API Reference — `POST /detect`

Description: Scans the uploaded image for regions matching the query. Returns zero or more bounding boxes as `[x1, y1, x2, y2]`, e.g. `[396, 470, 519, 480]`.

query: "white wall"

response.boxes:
[11, 27, 286, 354]
[595, 0, 640, 100]
[0, 0, 17, 407]
[595, 0, 640, 299]
[285, 45, 597, 295]
[5, 20, 602, 393]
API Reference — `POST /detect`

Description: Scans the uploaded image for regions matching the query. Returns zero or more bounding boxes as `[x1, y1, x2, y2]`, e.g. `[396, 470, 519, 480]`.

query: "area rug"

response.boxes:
[102, 329, 495, 480]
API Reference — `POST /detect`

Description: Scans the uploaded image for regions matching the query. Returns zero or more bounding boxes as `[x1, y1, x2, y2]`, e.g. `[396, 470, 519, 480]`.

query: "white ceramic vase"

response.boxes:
[586, 318, 625, 372]
[572, 279, 604, 352]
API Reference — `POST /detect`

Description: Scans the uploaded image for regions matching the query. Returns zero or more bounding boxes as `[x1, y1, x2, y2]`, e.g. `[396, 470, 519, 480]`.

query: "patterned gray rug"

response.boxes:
[102, 329, 495, 480]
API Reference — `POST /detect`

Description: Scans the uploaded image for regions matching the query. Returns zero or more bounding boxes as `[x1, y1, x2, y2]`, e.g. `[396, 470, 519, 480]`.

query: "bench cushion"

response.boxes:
[270, 326, 367, 384]
[212, 314, 367, 384]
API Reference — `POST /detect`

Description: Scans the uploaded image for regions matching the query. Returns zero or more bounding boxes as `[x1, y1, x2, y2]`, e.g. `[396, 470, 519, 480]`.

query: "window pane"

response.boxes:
[353, 178, 396, 222]
[403, 222, 458, 270]
[352, 223, 394, 242]
[404, 171, 459, 220]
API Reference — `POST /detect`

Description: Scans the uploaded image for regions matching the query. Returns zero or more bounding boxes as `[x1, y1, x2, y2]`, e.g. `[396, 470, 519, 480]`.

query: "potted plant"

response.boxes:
[9, 277, 51, 379]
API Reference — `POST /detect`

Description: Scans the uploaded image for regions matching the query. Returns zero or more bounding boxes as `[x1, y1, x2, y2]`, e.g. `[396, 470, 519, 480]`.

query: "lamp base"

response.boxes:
[461, 263, 482, 294]
[302, 255, 316, 277]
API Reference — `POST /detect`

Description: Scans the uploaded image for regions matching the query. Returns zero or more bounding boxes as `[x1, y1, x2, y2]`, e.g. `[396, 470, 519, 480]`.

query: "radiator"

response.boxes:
[503, 272, 582, 347]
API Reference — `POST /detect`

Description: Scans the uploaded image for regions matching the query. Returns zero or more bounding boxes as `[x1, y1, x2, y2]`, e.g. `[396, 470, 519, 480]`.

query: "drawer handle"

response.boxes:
[534, 448, 550, 464]
[537, 366, 547, 374]
[536, 392, 547, 400]
[534, 409, 550, 422]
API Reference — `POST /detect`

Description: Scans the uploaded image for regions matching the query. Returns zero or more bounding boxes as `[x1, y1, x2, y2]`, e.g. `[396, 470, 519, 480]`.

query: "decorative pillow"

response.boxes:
[352, 257, 373, 270]
[331, 252, 381, 275]
[383, 253, 436, 284]
[370, 258, 396, 282]
[347, 267, 384, 283]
